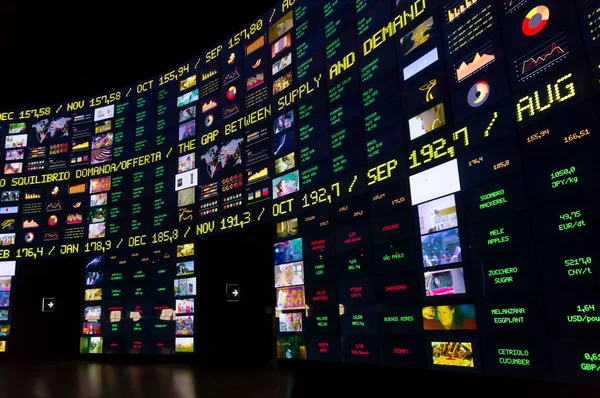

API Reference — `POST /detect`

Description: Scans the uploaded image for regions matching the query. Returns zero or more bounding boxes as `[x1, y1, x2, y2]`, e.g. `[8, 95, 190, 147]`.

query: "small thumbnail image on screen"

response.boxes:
[0, 310, 7, 321]
[431, 341, 474, 368]
[84, 306, 101, 321]
[418, 194, 458, 236]
[80, 337, 103, 354]
[176, 299, 194, 314]
[4, 163, 22, 175]
[176, 337, 194, 353]
[90, 176, 111, 194]
[5, 134, 27, 149]
[272, 170, 299, 200]
[176, 261, 194, 277]
[8, 122, 26, 135]
[422, 304, 477, 330]
[0, 292, 10, 308]
[88, 223, 106, 239]
[273, 71, 293, 95]
[277, 335, 307, 359]
[408, 103, 446, 140]
[178, 187, 195, 207]
[177, 243, 194, 258]
[86, 256, 103, 272]
[179, 105, 197, 123]
[82, 321, 101, 335]
[0, 324, 9, 337]
[179, 120, 196, 141]
[0, 292, 10, 307]
[90, 193, 108, 207]
[84, 288, 102, 302]
[0, 340, 5, 352]
[274, 237, 303, 265]
[92, 132, 113, 150]
[274, 261, 304, 287]
[276, 286, 305, 310]
[400, 16, 435, 56]
[5, 149, 24, 161]
[425, 267, 465, 296]
[85, 271, 103, 286]
[421, 228, 462, 267]
[273, 110, 294, 134]
[174, 278, 197, 297]
[180, 75, 197, 92]
[88, 207, 107, 224]
[273, 130, 294, 157]
[276, 218, 298, 240]
[178, 153, 196, 173]
[177, 89, 199, 107]
[91, 148, 112, 165]
[274, 153, 296, 175]
[0, 234, 15, 246]
[272, 53, 292, 76]
[279, 312, 303, 332]
[1, 191, 19, 203]
[176, 315, 194, 336]
[269, 10, 294, 43]
[272, 33, 292, 59]
[95, 120, 112, 134]
[0, 278, 10, 292]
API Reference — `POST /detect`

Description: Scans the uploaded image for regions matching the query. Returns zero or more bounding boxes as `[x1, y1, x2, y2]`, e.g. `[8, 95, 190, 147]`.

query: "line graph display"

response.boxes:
[453, 41, 496, 83]
[513, 32, 570, 84]
[445, 0, 478, 23]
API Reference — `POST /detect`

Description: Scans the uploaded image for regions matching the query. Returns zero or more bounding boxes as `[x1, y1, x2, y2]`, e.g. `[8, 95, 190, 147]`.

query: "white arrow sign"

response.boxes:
[42, 298, 55, 312]
[226, 284, 240, 302]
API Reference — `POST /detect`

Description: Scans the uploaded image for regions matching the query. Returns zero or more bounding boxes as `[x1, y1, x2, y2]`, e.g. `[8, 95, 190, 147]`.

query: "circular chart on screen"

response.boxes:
[227, 86, 237, 100]
[48, 215, 58, 227]
[467, 81, 490, 107]
[522, 6, 550, 36]
[24, 232, 34, 243]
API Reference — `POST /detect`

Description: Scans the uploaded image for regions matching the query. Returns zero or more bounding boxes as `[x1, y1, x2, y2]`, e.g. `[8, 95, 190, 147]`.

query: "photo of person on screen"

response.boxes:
[276, 263, 303, 287]
[275, 178, 293, 197]
[422, 305, 477, 330]
[417, 104, 445, 134]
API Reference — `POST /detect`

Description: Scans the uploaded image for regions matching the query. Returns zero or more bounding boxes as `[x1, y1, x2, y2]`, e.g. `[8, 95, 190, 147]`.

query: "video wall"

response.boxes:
[0, 0, 598, 385]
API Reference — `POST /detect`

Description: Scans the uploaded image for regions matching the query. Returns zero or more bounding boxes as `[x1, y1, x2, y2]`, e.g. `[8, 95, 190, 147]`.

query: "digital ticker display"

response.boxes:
[0, 0, 597, 385]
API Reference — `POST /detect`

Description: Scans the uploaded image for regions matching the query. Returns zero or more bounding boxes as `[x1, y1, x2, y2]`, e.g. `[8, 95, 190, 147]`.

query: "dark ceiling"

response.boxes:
[0, 0, 277, 109]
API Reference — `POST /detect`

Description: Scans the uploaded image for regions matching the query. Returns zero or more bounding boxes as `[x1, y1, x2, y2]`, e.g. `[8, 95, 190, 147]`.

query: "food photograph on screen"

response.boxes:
[431, 342, 474, 368]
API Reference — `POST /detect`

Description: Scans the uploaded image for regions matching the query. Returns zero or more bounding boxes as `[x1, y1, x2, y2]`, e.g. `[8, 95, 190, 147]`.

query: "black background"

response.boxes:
[0, 0, 277, 109]
[10, 257, 84, 359]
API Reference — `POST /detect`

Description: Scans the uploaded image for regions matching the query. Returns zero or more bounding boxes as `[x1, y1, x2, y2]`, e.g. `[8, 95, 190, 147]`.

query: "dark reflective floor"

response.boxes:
[0, 361, 599, 398]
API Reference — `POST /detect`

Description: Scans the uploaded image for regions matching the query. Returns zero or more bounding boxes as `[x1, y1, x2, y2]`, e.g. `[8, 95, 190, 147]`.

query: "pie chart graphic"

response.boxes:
[48, 215, 58, 227]
[467, 81, 490, 107]
[227, 86, 237, 100]
[522, 6, 550, 37]
[205, 114, 214, 127]
[24, 232, 34, 243]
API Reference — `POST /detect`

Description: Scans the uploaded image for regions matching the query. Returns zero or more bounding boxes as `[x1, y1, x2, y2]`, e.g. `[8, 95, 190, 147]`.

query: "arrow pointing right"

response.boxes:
[233, 290, 238, 297]
[47, 302, 54, 308]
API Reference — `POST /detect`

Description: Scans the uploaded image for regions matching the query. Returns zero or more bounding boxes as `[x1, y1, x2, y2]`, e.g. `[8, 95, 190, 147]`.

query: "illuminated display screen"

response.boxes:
[0, 0, 596, 385]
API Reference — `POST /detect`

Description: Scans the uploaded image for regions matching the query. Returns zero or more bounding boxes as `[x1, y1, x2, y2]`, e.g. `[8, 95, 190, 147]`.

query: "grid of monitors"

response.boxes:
[0, 0, 597, 385]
